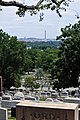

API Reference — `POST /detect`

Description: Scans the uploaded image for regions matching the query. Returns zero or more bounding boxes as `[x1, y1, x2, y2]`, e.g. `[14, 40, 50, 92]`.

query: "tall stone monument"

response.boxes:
[0, 76, 3, 96]
[16, 101, 79, 120]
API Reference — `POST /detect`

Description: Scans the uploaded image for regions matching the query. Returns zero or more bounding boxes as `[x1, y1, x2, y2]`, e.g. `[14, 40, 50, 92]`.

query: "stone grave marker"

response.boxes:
[0, 107, 8, 120]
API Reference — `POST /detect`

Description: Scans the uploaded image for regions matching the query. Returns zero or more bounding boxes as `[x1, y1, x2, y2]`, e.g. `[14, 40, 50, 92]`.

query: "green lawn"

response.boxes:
[8, 117, 16, 120]
[8, 109, 16, 120]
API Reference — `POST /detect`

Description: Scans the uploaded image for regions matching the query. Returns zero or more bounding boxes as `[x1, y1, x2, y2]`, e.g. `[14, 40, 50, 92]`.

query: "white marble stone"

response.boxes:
[1, 100, 20, 108]
[0, 107, 8, 120]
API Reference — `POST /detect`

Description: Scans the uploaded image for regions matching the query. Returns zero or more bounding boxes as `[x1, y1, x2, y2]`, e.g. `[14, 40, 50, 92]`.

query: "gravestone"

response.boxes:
[1, 100, 20, 108]
[64, 97, 80, 105]
[2, 94, 12, 100]
[0, 107, 8, 120]
[0, 76, 3, 96]
[16, 101, 79, 120]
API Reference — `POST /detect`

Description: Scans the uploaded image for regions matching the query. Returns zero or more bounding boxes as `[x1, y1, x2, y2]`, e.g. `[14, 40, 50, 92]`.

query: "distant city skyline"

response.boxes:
[18, 36, 56, 42]
[0, 0, 80, 39]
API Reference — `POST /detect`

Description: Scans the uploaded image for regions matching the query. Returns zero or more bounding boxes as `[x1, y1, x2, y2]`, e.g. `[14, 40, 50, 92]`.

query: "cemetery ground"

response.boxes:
[2, 73, 79, 120]
[8, 109, 16, 120]
[1, 71, 51, 120]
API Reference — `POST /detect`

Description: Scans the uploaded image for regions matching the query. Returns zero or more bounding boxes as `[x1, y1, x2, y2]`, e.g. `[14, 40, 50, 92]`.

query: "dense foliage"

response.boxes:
[52, 21, 80, 89]
[24, 76, 40, 89]
[25, 41, 61, 50]
[27, 48, 58, 72]
[0, 29, 27, 89]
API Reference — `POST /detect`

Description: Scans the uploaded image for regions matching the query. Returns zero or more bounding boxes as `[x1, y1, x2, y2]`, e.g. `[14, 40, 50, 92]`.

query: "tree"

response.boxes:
[24, 76, 40, 89]
[0, 0, 71, 20]
[27, 48, 40, 69]
[42, 48, 58, 72]
[53, 21, 80, 89]
[25, 56, 34, 74]
[35, 48, 58, 74]
[0, 29, 27, 89]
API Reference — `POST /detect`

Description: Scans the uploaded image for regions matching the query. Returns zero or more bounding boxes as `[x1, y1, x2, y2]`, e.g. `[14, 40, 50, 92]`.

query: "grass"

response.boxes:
[8, 116, 16, 120]
[8, 109, 16, 120]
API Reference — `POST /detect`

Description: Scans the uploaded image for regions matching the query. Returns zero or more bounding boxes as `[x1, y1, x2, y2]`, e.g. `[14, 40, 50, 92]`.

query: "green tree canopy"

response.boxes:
[35, 48, 58, 73]
[53, 21, 80, 89]
[0, 29, 27, 89]
[24, 76, 40, 89]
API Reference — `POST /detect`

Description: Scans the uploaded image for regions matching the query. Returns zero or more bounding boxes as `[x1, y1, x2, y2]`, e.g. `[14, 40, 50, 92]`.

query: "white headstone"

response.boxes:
[0, 107, 8, 120]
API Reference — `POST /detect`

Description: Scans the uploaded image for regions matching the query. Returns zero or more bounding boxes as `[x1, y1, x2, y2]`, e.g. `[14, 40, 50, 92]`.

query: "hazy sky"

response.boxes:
[0, 0, 80, 39]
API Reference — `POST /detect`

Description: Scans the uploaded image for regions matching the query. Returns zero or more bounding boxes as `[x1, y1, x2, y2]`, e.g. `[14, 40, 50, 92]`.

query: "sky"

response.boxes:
[0, 0, 80, 39]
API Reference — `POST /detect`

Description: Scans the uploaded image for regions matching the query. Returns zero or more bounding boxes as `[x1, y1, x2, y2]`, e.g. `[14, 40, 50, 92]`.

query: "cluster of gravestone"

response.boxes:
[0, 76, 8, 120]
[1, 75, 80, 120]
